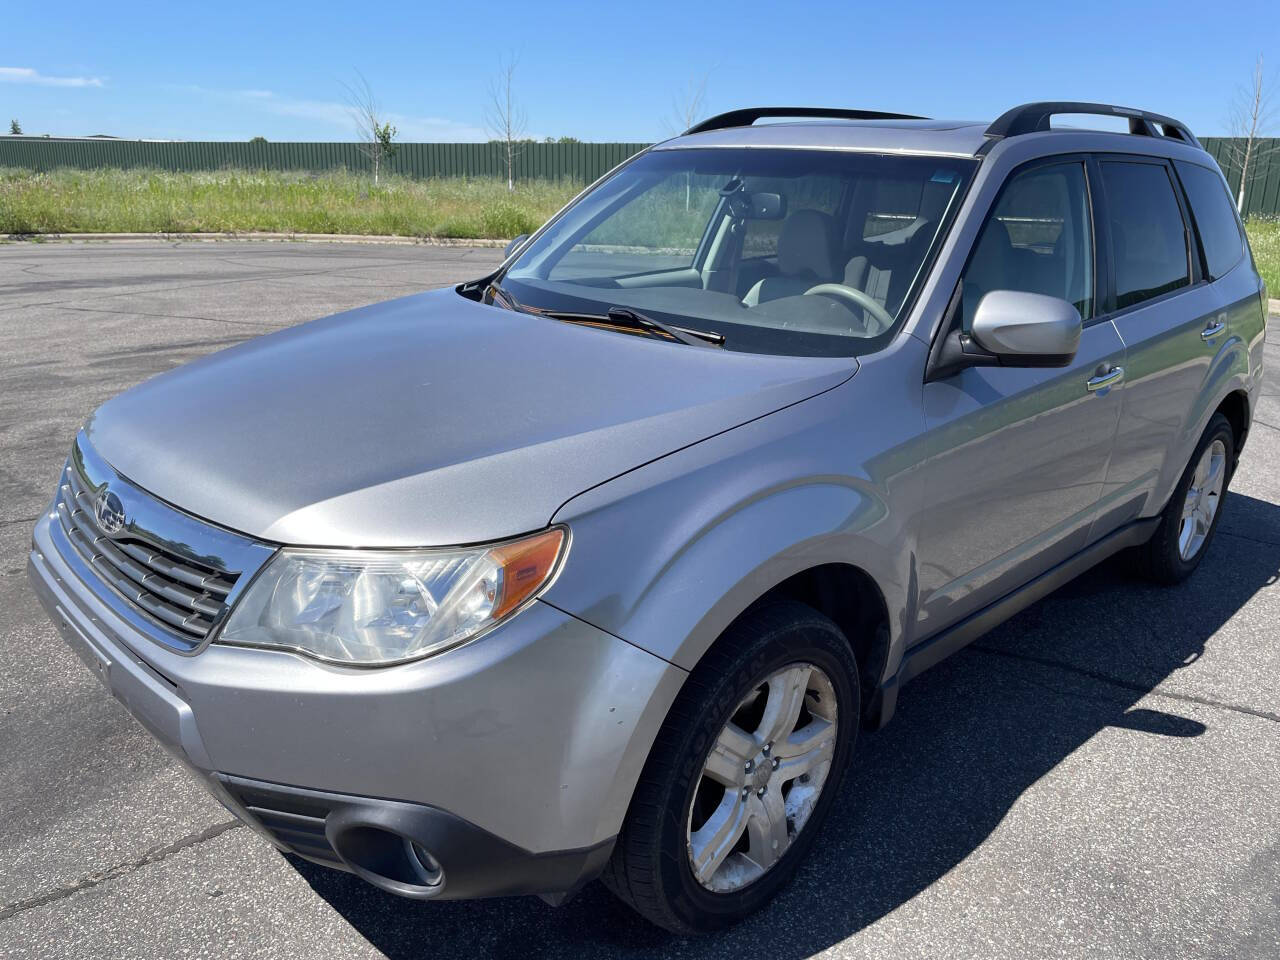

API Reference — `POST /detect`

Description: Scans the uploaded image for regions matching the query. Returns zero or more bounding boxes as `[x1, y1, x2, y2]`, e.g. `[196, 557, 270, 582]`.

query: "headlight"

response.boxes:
[217, 527, 566, 666]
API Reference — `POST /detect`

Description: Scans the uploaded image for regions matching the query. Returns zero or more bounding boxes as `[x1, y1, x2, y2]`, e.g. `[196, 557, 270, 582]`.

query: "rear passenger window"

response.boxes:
[961, 161, 1094, 327]
[861, 177, 929, 239]
[1175, 160, 1246, 280]
[1100, 161, 1191, 309]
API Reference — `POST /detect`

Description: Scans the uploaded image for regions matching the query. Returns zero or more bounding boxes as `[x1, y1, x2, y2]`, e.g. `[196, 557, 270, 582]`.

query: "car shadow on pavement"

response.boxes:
[289, 490, 1280, 960]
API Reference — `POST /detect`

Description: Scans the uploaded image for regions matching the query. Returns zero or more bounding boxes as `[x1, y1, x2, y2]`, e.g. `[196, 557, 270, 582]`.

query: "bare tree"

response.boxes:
[486, 56, 526, 191]
[342, 71, 398, 186]
[667, 74, 709, 136]
[667, 74, 710, 210]
[1224, 54, 1278, 215]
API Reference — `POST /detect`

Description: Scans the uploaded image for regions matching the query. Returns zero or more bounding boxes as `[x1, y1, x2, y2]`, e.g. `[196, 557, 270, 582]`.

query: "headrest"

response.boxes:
[778, 209, 837, 279]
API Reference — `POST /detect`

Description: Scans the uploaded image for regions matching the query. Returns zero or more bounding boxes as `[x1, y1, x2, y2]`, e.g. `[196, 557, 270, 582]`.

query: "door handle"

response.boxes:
[1086, 366, 1125, 392]
[1200, 320, 1226, 341]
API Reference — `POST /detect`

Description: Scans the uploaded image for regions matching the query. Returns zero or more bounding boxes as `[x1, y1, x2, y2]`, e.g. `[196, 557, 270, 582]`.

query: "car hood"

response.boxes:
[85, 288, 856, 547]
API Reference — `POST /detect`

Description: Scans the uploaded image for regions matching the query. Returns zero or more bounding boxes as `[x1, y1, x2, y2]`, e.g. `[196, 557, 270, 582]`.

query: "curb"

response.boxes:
[1270, 298, 1280, 316]
[2, 232, 510, 248]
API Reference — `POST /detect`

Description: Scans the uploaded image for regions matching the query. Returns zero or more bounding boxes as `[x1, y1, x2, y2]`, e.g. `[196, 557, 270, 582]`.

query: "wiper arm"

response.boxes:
[605, 307, 725, 348]
[487, 282, 521, 312]
[514, 302, 726, 348]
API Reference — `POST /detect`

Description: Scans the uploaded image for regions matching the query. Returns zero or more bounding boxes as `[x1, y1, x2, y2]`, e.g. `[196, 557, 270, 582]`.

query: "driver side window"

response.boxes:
[961, 161, 1094, 330]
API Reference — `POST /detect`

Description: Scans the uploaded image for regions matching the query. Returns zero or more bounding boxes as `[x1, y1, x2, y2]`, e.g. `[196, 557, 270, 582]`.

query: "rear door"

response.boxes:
[916, 158, 1126, 635]
[1087, 156, 1215, 536]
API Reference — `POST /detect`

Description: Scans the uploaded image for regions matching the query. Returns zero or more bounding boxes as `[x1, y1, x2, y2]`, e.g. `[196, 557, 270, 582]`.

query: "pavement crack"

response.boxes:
[0, 516, 38, 528]
[1217, 529, 1280, 548]
[0, 820, 244, 922]
[970, 644, 1280, 724]
[7, 255, 441, 313]
[58, 304, 278, 328]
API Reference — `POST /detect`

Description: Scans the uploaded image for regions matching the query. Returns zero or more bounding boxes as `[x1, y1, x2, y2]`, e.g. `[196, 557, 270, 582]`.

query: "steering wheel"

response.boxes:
[803, 283, 894, 334]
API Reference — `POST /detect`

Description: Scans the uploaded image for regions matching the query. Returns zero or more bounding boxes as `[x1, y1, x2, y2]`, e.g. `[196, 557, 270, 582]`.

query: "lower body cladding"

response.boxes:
[27, 511, 688, 902]
[214, 774, 614, 901]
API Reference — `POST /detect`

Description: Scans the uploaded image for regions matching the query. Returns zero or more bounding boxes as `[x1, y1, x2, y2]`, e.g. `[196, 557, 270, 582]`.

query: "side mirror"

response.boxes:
[970, 290, 1082, 362]
[504, 234, 529, 259]
[928, 289, 1082, 381]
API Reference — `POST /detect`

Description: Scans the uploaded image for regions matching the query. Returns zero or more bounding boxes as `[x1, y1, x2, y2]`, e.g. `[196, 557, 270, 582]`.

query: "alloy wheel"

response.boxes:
[1178, 438, 1227, 560]
[685, 663, 838, 893]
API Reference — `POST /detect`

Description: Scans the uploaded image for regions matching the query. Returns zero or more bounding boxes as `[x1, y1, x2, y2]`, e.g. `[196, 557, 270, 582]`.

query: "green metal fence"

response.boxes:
[2, 135, 1278, 216]
[1200, 138, 1279, 219]
[0, 138, 650, 185]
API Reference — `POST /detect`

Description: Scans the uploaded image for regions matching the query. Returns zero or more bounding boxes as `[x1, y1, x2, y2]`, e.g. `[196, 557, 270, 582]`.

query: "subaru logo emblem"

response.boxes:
[94, 489, 127, 536]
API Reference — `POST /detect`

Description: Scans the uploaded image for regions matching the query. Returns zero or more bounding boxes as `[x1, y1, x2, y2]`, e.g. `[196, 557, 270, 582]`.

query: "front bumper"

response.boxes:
[28, 510, 686, 899]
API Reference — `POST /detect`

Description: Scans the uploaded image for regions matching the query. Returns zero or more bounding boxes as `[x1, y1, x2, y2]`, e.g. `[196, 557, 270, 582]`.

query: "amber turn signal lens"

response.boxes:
[490, 527, 566, 620]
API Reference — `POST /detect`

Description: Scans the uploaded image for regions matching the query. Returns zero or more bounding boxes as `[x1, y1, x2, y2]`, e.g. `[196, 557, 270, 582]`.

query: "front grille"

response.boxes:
[223, 779, 343, 867]
[55, 461, 239, 641]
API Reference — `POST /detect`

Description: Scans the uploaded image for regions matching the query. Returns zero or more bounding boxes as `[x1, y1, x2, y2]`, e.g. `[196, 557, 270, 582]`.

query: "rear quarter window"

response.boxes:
[1175, 160, 1247, 281]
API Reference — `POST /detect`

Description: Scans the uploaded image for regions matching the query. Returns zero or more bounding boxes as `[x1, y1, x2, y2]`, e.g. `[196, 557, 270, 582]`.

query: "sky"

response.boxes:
[4, 0, 1276, 143]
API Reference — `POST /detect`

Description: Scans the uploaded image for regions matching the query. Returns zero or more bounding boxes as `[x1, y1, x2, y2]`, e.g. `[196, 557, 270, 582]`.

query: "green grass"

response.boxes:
[1246, 219, 1280, 295]
[0, 168, 579, 239]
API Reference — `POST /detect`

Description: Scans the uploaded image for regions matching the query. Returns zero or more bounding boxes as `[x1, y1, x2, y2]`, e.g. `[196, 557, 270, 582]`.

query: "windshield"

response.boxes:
[497, 148, 975, 357]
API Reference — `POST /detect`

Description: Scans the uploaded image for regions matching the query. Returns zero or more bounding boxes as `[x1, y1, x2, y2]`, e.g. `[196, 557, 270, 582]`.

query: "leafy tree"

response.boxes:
[343, 71, 398, 185]
[249, 136, 268, 144]
[9, 119, 21, 135]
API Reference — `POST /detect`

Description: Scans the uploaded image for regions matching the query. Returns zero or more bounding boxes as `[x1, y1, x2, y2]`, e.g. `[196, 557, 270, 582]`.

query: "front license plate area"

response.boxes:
[55, 605, 113, 690]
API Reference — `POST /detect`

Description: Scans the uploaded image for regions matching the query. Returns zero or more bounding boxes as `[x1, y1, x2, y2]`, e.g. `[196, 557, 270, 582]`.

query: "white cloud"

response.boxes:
[175, 84, 488, 141]
[0, 66, 104, 88]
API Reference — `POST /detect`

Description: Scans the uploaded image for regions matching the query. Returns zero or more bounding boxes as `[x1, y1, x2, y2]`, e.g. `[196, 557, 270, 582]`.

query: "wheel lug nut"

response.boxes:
[756, 787, 766, 797]
[762, 742, 772, 756]
[741, 787, 751, 798]
[772, 757, 780, 770]
[744, 760, 753, 772]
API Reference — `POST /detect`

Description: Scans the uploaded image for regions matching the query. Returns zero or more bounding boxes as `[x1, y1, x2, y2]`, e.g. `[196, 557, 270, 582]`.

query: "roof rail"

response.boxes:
[684, 106, 927, 136]
[983, 101, 1200, 149]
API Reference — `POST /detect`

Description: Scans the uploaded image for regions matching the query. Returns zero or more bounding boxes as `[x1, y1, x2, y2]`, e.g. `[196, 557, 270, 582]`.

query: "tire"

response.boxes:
[1138, 412, 1235, 584]
[601, 600, 859, 934]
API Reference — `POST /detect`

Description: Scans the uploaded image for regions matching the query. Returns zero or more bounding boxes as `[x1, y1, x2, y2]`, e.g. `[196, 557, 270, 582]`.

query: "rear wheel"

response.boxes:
[1139, 412, 1234, 584]
[602, 601, 859, 933]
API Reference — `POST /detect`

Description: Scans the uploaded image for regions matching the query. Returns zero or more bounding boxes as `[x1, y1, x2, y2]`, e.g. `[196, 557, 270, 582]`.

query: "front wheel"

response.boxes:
[601, 601, 859, 933]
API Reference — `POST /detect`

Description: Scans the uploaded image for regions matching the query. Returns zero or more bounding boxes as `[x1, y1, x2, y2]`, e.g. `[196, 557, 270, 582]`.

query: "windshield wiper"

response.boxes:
[500, 296, 725, 348]
[604, 307, 725, 347]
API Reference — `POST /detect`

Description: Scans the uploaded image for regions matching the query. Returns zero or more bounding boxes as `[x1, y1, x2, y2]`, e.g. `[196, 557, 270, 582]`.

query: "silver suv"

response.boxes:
[29, 102, 1267, 933]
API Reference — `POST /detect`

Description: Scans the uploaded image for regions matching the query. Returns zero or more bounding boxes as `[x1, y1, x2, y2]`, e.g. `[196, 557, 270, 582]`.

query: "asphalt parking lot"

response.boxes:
[1, 240, 1277, 959]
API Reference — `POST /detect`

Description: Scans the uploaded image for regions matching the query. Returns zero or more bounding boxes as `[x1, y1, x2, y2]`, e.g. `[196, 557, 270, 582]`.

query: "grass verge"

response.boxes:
[0, 168, 579, 239]
[1245, 219, 1279, 295]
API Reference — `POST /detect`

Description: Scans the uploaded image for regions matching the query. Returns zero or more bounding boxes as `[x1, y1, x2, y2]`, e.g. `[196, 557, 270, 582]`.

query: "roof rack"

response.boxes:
[983, 101, 1200, 149]
[684, 106, 927, 136]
